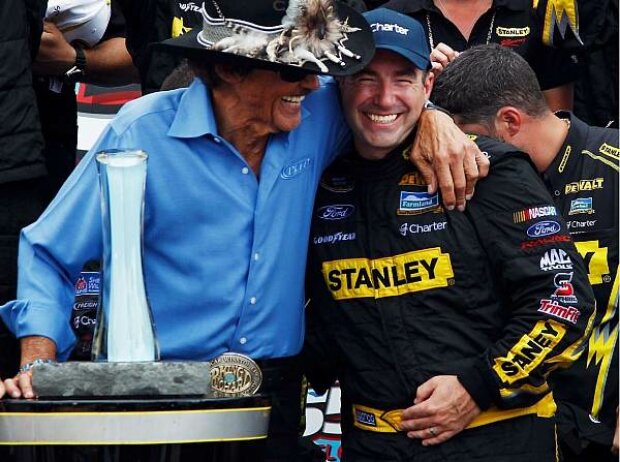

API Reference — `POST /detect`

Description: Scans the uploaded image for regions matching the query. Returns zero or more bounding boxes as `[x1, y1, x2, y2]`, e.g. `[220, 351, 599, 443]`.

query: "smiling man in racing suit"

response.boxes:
[303, 8, 596, 462]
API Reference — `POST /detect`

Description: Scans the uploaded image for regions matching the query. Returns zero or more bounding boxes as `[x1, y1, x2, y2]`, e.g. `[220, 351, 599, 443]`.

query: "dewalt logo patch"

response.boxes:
[564, 178, 604, 194]
[321, 248, 454, 300]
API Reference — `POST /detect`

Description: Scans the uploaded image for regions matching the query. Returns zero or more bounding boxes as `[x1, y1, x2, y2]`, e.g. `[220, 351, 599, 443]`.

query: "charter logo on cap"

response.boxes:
[371, 23, 409, 35]
[364, 8, 431, 71]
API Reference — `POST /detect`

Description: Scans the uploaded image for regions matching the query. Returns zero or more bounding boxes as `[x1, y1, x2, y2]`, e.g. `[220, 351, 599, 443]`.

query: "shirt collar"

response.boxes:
[546, 112, 587, 178]
[168, 78, 218, 139]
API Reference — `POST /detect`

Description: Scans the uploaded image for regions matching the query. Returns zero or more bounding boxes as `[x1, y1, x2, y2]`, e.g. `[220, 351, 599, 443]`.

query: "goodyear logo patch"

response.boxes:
[564, 178, 604, 194]
[496, 26, 530, 37]
[398, 191, 439, 215]
[493, 319, 566, 384]
[322, 248, 454, 300]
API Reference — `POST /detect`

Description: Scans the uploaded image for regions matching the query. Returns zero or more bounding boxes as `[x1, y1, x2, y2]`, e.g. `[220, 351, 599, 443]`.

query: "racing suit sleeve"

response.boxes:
[455, 149, 596, 411]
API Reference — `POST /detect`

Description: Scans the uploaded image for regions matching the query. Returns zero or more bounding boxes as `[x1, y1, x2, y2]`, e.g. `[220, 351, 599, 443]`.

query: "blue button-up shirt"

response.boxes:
[1, 78, 349, 361]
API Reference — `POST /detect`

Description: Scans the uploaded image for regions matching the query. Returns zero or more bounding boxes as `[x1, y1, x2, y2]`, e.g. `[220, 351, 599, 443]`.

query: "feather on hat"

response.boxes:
[157, 0, 374, 77]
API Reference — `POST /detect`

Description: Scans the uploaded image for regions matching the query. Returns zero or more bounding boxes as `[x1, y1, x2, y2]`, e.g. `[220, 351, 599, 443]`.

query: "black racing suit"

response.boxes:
[304, 136, 596, 461]
[545, 112, 619, 461]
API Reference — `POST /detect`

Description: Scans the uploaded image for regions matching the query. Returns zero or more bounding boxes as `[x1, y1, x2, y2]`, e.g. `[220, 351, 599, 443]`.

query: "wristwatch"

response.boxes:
[65, 44, 87, 81]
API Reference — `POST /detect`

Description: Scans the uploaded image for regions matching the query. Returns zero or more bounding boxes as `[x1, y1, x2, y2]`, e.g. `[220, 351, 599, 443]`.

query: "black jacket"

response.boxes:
[383, 0, 582, 91]
[305, 136, 595, 422]
[117, 0, 196, 93]
[0, 0, 47, 184]
[545, 112, 619, 445]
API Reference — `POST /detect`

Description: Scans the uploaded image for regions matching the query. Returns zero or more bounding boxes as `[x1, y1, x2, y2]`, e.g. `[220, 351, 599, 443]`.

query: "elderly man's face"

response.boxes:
[340, 50, 433, 159]
[234, 68, 320, 134]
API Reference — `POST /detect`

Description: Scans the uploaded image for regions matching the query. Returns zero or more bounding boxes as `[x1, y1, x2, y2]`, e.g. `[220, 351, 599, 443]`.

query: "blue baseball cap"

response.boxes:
[363, 8, 431, 71]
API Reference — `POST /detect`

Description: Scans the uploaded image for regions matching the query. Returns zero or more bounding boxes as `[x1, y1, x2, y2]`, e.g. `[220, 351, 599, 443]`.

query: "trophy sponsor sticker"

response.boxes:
[210, 352, 262, 397]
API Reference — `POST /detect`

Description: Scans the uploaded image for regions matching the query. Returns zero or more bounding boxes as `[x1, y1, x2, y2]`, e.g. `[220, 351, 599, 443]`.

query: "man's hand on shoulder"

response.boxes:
[399, 375, 481, 446]
[410, 109, 489, 211]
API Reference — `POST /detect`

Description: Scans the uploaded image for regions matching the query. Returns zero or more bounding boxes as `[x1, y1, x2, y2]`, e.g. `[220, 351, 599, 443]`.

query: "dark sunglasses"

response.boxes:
[278, 67, 311, 83]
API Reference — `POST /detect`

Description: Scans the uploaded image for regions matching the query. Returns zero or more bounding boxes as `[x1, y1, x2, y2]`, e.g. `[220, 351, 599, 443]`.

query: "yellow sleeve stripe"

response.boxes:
[588, 270, 619, 418]
[545, 302, 597, 369]
[581, 150, 620, 172]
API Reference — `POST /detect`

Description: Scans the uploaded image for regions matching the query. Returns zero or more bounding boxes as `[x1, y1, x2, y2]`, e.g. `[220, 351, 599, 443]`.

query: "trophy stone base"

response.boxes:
[32, 362, 210, 398]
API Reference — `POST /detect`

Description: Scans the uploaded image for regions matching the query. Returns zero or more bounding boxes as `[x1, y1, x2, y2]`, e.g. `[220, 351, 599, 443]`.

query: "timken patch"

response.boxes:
[321, 248, 454, 300]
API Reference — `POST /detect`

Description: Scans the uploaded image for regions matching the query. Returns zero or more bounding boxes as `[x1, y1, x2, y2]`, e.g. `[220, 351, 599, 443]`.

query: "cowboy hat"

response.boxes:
[157, 0, 375, 77]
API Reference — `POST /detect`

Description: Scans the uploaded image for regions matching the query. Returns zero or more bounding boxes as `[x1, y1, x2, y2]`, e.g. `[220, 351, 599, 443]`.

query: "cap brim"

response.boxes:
[376, 44, 432, 71]
[155, 2, 375, 77]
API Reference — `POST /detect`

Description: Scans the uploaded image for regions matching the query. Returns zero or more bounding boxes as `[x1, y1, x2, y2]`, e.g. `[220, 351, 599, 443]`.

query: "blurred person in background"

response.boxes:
[0, 0, 49, 386]
[0, 0, 140, 384]
[383, 0, 583, 112]
[34, 0, 139, 194]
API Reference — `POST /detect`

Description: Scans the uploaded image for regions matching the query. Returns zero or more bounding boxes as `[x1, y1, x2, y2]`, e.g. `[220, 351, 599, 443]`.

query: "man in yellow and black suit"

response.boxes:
[304, 9, 595, 462]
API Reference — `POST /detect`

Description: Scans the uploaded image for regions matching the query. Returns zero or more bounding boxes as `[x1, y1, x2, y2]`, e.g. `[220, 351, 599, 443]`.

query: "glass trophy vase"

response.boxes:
[92, 149, 160, 362]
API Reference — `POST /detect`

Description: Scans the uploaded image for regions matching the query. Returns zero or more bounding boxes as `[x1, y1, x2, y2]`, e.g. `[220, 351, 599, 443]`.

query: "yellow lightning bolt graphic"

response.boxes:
[540, 0, 582, 46]
[586, 270, 618, 418]
[172, 17, 193, 38]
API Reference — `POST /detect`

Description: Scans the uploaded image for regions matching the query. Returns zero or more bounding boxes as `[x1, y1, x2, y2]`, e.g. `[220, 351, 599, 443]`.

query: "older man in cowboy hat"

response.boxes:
[0, 1, 484, 458]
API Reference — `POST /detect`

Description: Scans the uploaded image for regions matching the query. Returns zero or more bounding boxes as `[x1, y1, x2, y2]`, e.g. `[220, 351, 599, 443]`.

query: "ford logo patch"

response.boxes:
[527, 220, 561, 238]
[317, 204, 356, 220]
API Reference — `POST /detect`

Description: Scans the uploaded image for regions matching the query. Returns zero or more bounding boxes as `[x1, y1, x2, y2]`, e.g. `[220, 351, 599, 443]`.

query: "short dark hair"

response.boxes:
[431, 44, 548, 126]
